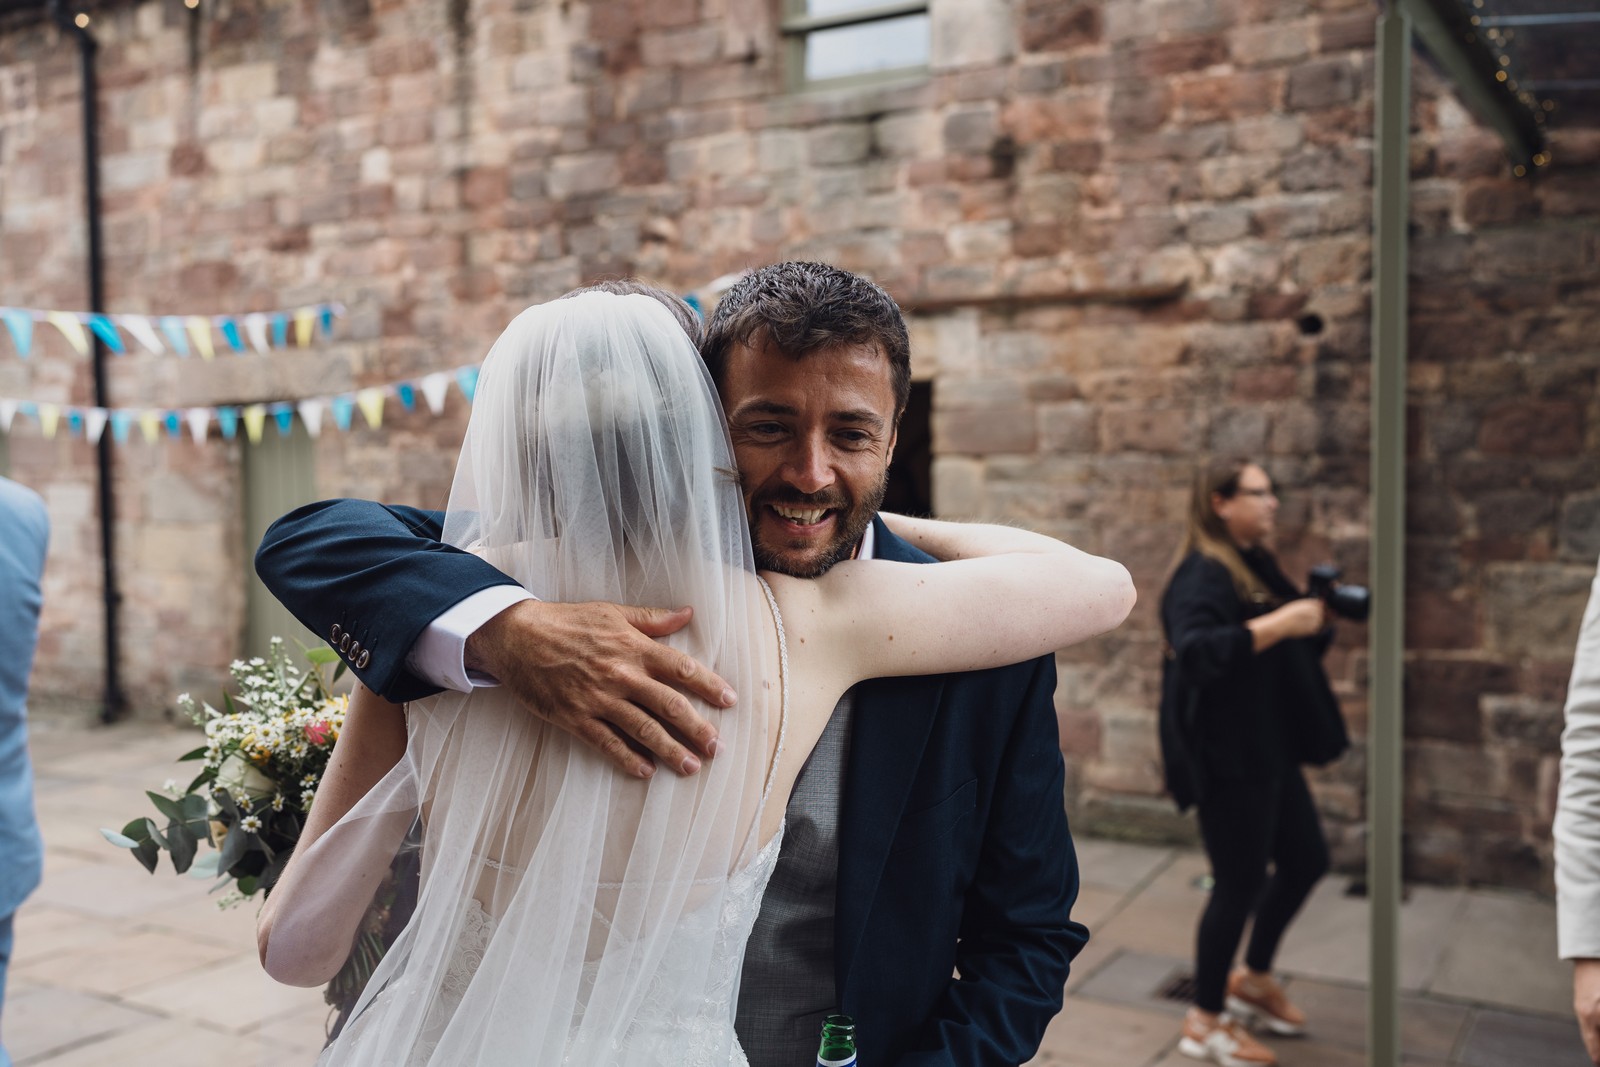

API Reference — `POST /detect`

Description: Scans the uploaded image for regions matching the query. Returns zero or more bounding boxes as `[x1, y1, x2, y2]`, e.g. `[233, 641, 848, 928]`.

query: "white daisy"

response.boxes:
[240, 814, 263, 833]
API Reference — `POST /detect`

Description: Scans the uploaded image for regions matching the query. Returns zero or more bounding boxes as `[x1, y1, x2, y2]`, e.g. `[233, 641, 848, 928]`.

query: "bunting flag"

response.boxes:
[0, 302, 345, 360]
[0, 363, 481, 448]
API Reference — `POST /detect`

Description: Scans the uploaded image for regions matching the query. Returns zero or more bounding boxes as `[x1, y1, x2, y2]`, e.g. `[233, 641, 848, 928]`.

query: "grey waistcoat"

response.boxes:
[734, 689, 855, 1067]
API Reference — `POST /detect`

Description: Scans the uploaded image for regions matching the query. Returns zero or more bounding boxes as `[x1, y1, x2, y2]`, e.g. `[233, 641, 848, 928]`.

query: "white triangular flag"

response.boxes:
[85, 408, 108, 444]
[420, 373, 451, 414]
[118, 316, 166, 354]
[0, 399, 16, 431]
[244, 313, 271, 354]
[187, 408, 211, 444]
[297, 399, 325, 438]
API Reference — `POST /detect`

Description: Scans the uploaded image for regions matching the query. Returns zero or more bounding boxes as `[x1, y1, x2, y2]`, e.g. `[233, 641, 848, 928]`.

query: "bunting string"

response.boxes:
[0, 302, 345, 360]
[0, 366, 481, 447]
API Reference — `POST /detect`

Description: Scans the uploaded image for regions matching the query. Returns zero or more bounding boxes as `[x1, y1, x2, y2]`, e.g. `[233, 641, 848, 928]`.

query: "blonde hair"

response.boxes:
[1175, 457, 1273, 604]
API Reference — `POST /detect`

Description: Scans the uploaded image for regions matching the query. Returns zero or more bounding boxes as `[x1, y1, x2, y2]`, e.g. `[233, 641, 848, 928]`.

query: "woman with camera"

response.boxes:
[1160, 458, 1349, 1067]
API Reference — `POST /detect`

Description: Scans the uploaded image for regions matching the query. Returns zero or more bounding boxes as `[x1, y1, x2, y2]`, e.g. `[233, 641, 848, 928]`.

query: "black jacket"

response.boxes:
[1158, 548, 1346, 811]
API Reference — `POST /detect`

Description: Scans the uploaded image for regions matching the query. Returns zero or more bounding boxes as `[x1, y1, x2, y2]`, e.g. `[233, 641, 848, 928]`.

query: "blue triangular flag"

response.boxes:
[397, 383, 416, 411]
[220, 319, 245, 353]
[331, 395, 354, 431]
[216, 407, 239, 440]
[110, 411, 132, 443]
[456, 367, 479, 403]
[271, 313, 288, 348]
[159, 316, 190, 356]
[87, 314, 126, 354]
[68, 410, 84, 436]
[684, 293, 703, 318]
[163, 411, 182, 438]
[2, 309, 33, 357]
[274, 407, 294, 435]
[320, 305, 334, 335]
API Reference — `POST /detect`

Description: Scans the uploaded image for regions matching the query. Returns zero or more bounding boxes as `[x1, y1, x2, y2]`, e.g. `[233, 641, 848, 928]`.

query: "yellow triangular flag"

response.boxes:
[139, 410, 160, 443]
[38, 403, 60, 439]
[186, 317, 216, 361]
[294, 307, 315, 347]
[243, 404, 267, 444]
[357, 388, 385, 429]
[45, 312, 89, 356]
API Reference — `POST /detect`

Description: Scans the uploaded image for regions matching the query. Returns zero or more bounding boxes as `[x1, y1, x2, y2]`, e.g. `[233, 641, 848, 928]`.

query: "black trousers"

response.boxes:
[1192, 768, 1330, 1013]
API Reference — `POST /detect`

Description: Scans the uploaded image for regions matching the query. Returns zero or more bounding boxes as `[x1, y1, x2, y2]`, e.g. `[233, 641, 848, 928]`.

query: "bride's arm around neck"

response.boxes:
[768, 513, 1135, 690]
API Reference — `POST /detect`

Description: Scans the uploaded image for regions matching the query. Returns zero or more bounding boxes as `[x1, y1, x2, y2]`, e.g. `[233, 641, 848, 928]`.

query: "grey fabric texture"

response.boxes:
[735, 691, 854, 1067]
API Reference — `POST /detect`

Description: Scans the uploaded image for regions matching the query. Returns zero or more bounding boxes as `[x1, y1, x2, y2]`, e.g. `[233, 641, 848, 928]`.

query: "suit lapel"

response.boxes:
[833, 518, 945, 1000]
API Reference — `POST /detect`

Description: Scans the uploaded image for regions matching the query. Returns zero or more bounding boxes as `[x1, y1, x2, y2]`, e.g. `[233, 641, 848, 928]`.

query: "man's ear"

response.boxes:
[885, 424, 899, 468]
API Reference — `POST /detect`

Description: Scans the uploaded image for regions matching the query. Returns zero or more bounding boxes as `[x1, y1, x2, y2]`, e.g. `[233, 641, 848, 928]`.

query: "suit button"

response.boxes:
[331, 623, 343, 642]
[349, 641, 363, 660]
[357, 649, 371, 669]
[339, 634, 352, 653]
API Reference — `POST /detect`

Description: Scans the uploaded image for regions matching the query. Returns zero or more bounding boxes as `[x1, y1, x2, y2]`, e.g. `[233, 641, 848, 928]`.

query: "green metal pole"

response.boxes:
[1370, 8, 1411, 1067]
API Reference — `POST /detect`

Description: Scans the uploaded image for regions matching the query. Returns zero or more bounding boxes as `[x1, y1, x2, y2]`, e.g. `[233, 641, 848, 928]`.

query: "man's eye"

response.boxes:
[748, 422, 785, 437]
[835, 430, 871, 445]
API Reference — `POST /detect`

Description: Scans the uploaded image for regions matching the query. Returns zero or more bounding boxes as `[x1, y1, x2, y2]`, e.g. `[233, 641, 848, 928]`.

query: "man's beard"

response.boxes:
[750, 470, 888, 579]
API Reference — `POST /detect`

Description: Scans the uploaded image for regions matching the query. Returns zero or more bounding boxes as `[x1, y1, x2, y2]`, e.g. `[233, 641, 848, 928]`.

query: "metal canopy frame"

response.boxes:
[1367, 1, 1563, 1064]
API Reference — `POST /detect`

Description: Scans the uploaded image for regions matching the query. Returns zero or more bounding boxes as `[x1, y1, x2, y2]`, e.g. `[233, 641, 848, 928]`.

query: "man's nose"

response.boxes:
[781, 440, 834, 495]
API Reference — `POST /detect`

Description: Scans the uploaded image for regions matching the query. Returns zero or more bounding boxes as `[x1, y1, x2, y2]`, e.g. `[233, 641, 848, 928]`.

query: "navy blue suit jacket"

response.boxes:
[257, 502, 1087, 1065]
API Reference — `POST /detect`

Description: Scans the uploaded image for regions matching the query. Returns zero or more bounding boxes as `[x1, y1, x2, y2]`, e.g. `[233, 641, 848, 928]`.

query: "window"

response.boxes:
[242, 419, 319, 659]
[785, 0, 930, 89]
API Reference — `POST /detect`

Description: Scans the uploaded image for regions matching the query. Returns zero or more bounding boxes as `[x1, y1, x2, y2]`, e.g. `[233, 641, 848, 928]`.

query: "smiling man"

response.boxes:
[255, 263, 1087, 1065]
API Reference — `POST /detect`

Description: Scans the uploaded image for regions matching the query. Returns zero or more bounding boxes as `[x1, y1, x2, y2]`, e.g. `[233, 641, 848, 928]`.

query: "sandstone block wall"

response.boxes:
[2, 0, 1596, 887]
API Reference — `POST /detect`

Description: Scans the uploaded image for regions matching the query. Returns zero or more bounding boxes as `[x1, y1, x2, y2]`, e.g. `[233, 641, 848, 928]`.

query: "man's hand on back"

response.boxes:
[465, 600, 736, 779]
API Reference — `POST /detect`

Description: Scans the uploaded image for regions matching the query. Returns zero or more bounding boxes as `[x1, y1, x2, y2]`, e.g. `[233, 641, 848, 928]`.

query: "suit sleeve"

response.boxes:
[894, 655, 1088, 1067]
[1557, 562, 1600, 958]
[1166, 557, 1254, 687]
[254, 499, 521, 703]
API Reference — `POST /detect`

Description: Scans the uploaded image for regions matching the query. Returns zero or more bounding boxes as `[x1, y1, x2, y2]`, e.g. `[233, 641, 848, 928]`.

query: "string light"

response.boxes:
[73, 11, 89, 25]
[1513, 164, 1527, 177]
[184, 0, 199, 8]
[1533, 152, 1550, 167]
[1495, 69, 1508, 82]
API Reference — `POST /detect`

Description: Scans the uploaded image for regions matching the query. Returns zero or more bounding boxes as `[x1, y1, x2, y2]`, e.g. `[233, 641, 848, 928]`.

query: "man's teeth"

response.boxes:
[773, 506, 827, 524]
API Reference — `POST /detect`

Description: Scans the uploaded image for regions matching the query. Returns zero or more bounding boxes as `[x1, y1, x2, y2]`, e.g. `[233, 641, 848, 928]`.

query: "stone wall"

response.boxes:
[1, 0, 1596, 888]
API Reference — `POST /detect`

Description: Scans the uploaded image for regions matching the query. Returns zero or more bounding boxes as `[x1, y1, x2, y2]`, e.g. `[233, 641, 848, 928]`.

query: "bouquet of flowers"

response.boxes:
[102, 637, 417, 1023]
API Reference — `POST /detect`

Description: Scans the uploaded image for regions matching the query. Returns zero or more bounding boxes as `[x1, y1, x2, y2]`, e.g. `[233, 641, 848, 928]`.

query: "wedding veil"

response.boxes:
[274, 292, 774, 1064]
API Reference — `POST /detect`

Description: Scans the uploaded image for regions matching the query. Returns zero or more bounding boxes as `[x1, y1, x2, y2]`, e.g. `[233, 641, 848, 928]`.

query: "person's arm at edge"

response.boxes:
[1557, 564, 1600, 1064]
[893, 655, 1086, 1067]
[258, 683, 408, 985]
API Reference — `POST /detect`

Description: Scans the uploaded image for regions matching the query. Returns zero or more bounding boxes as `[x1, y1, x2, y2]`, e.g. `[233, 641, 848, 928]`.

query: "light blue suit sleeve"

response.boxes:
[0, 477, 48, 918]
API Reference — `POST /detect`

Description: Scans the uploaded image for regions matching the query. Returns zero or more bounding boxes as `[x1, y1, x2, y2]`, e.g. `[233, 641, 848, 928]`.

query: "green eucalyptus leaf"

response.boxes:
[100, 827, 141, 849]
[146, 791, 188, 825]
[179, 793, 210, 823]
[216, 822, 250, 873]
[212, 788, 241, 820]
[176, 745, 209, 762]
[305, 647, 338, 665]
[142, 817, 170, 850]
[119, 818, 152, 843]
[133, 838, 160, 874]
[167, 821, 198, 874]
[185, 767, 215, 795]
[188, 852, 221, 879]
[332, 661, 348, 683]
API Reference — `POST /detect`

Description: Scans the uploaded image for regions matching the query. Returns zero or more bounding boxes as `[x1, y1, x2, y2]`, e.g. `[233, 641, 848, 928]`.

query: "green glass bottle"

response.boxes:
[816, 1014, 857, 1067]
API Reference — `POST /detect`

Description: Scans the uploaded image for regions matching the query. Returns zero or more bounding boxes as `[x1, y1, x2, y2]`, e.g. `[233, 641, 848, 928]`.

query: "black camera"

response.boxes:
[1307, 564, 1371, 623]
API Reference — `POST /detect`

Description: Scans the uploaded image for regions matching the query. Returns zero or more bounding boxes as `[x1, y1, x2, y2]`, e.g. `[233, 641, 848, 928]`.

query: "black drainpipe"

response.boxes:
[48, 0, 126, 724]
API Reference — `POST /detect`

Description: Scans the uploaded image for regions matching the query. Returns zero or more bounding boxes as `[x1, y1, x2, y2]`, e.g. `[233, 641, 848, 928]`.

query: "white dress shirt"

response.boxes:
[405, 523, 879, 693]
[1557, 556, 1600, 959]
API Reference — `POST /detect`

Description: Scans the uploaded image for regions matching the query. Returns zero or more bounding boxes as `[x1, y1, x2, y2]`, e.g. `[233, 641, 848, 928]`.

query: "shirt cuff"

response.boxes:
[405, 585, 536, 692]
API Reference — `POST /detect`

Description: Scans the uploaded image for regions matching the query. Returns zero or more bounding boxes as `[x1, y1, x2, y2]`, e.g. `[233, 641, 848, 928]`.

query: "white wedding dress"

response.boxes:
[329, 579, 790, 1067]
[286, 294, 786, 1067]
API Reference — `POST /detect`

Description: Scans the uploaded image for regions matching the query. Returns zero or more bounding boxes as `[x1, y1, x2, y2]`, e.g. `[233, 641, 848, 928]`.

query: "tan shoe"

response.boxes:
[1226, 968, 1307, 1036]
[1179, 1010, 1278, 1066]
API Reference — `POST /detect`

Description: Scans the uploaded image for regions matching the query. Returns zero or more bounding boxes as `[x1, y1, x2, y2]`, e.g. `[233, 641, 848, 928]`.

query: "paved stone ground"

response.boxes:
[6, 715, 1588, 1066]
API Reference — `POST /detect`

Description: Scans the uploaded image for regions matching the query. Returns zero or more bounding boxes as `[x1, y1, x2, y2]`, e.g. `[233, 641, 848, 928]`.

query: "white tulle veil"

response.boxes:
[274, 292, 774, 1065]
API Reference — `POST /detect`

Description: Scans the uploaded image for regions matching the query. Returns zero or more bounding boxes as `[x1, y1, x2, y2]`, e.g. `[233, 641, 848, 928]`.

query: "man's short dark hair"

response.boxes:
[562, 279, 703, 348]
[700, 262, 912, 420]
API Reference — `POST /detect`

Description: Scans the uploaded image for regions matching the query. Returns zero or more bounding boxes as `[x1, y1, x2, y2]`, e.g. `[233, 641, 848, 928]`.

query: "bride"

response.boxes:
[256, 287, 1134, 1065]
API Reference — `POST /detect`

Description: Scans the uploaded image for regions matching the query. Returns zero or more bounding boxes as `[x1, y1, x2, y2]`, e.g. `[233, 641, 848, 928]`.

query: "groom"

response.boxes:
[256, 264, 1087, 1066]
